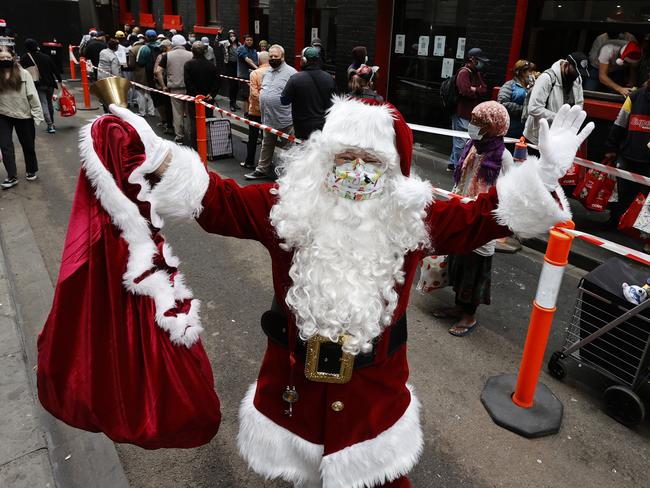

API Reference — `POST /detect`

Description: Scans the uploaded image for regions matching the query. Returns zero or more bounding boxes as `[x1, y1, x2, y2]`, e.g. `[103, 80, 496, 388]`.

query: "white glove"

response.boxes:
[537, 104, 595, 192]
[109, 104, 171, 172]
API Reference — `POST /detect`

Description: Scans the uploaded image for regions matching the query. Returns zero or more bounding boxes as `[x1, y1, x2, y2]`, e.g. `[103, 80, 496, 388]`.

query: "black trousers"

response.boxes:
[245, 113, 261, 165]
[0, 115, 38, 178]
[610, 157, 650, 224]
[227, 63, 239, 107]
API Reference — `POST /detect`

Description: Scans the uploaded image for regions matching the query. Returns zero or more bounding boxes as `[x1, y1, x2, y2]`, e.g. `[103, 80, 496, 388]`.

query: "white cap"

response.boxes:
[171, 34, 186, 47]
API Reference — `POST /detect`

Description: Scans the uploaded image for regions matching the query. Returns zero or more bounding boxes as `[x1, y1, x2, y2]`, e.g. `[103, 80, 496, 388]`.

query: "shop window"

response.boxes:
[306, 0, 337, 71]
[523, 0, 650, 97]
[250, 0, 270, 42]
[388, 0, 470, 134]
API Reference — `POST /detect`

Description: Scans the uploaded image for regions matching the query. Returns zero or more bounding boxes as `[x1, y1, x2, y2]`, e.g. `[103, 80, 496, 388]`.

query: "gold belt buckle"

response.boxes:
[304, 334, 355, 384]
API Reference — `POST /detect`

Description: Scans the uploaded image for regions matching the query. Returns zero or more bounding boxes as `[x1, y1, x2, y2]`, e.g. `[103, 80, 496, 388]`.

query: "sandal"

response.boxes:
[432, 307, 462, 319]
[448, 321, 478, 337]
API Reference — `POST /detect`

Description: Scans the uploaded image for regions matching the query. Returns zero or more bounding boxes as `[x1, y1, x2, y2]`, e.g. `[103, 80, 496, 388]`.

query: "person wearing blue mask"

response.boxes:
[447, 47, 489, 171]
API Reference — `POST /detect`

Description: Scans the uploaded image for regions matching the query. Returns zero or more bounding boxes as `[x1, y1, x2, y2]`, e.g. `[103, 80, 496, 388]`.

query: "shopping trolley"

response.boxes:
[548, 257, 650, 425]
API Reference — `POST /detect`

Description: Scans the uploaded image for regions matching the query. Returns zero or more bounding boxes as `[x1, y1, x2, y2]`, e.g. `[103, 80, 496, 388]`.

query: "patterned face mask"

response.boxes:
[324, 158, 386, 201]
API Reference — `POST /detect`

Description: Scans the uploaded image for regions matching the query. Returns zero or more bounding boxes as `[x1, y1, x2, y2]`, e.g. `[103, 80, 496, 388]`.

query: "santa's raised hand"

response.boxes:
[537, 104, 594, 191]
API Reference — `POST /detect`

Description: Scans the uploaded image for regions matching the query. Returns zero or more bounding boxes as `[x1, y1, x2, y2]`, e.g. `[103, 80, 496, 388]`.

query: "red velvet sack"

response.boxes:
[37, 116, 220, 449]
[618, 193, 646, 239]
[58, 85, 76, 117]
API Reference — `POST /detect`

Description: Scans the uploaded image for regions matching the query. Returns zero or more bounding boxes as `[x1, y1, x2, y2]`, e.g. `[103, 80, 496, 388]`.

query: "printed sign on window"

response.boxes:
[395, 34, 405, 54]
[254, 20, 260, 35]
[456, 37, 466, 59]
[418, 36, 429, 56]
[441, 58, 454, 79]
[433, 36, 445, 56]
[311, 28, 319, 42]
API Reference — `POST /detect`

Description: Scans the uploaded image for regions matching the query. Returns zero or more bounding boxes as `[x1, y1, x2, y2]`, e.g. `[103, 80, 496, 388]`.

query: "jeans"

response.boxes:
[245, 113, 261, 165]
[227, 62, 239, 107]
[256, 124, 293, 174]
[37, 86, 55, 127]
[448, 114, 469, 168]
[0, 115, 38, 178]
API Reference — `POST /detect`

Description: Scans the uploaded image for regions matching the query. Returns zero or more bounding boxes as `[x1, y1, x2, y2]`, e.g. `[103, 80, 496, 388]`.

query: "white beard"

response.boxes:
[270, 135, 434, 354]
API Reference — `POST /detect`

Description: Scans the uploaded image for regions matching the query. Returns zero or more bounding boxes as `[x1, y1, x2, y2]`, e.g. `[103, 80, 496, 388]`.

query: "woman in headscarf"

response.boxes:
[435, 101, 513, 336]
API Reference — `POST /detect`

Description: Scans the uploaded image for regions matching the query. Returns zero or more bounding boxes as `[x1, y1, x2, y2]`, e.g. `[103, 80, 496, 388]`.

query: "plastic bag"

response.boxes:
[56, 85, 76, 117]
[618, 193, 645, 238]
[417, 255, 449, 293]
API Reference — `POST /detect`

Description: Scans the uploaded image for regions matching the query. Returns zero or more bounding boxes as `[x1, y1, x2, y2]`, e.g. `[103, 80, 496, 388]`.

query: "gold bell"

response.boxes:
[90, 76, 130, 108]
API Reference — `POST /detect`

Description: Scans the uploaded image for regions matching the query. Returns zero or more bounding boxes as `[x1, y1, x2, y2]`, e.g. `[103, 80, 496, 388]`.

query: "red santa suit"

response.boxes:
[104, 98, 581, 486]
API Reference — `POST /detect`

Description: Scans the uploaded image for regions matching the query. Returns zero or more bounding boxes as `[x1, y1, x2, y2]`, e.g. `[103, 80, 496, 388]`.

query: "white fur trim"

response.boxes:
[320, 387, 423, 488]
[321, 96, 400, 173]
[79, 117, 202, 347]
[493, 157, 571, 239]
[237, 382, 423, 488]
[146, 143, 210, 224]
[237, 383, 324, 486]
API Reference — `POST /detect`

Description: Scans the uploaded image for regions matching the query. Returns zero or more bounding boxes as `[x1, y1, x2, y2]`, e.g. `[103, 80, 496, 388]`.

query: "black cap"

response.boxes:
[567, 51, 589, 78]
[467, 47, 489, 63]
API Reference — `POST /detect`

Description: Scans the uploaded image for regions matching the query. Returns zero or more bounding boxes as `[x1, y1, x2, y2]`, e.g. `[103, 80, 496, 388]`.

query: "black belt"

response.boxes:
[261, 298, 407, 372]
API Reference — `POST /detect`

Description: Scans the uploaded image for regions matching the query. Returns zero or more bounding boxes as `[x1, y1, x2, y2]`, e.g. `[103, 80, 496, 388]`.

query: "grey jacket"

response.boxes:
[523, 60, 584, 145]
[259, 62, 297, 128]
[165, 46, 193, 90]
[497, 79, 525, 122]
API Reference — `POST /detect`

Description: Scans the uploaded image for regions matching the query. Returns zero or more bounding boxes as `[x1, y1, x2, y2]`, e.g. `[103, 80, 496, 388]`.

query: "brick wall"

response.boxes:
[335, 0, 378, 91]
[219, 0, 242, 36]
[465, 0, 517, 89]
[269, 0, 296, 64]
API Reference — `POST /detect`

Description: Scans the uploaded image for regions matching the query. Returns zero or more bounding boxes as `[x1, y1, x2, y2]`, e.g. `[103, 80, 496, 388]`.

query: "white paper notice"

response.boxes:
[441, 58, 454, 79]
[254, 20, 260, 35]
[456, 37, 466, 59]
[311, 28, 319, 42]
[418, 36, 429, 56]
[433, 36, 445, 56]
[395, 34, 405, 54]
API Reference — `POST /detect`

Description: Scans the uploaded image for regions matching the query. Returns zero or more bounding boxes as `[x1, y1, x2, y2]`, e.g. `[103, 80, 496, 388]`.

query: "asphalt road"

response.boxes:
[3, 97, 649, 488]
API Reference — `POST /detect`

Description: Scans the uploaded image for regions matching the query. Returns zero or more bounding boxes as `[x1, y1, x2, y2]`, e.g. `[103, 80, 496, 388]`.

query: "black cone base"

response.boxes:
[481, 374, 563, 438]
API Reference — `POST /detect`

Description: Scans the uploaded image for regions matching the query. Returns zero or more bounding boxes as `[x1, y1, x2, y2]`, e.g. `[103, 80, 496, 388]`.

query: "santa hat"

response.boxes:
[616, 41, 642, 65]
[320, 97, 414, 176]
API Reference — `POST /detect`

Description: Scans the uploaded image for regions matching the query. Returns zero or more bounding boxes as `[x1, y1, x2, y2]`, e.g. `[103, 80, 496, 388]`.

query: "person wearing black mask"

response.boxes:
[523, 52, 587, 146]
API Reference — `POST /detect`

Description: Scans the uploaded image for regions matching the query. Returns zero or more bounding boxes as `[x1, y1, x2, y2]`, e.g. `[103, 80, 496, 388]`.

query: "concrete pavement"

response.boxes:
[0, 84, 648, 488]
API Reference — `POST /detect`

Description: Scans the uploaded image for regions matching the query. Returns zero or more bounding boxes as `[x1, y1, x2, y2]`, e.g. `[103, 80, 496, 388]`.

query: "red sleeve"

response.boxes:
[476, 72, 488, 97]
[455, 68, 476, 99]
[196, 172, 277, 245]
[425, 187, 511, 255]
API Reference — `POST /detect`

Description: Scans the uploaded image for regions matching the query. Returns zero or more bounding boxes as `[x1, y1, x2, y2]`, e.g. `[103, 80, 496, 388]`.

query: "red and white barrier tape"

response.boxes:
[89, 64, 299, 143]
[432, 186, 650, 267]
[410, 123, 650, 187]
[219, 74, 251, 84]
[560, 228, 650, 267]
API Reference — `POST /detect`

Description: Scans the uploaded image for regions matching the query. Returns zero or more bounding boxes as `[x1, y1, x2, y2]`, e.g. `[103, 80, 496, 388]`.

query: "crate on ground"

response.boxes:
[206, 117, 233, 160]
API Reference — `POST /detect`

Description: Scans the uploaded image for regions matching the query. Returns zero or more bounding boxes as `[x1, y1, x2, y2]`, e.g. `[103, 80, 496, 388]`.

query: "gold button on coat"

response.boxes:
[331, 401, 344, 412]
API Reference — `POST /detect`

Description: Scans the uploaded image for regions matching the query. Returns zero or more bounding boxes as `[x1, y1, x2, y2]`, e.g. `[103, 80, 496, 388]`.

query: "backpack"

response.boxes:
[440, 67, 469, 114]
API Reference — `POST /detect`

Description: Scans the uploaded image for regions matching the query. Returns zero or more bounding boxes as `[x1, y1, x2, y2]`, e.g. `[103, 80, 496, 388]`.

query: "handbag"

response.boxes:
[416, 255, 449, 293]
[26, 53, 40, 83]
[57, 85, 76, 117]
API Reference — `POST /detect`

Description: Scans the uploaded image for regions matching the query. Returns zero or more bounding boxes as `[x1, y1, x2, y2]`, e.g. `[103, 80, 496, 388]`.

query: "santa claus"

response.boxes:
[82, 98, 592, 487]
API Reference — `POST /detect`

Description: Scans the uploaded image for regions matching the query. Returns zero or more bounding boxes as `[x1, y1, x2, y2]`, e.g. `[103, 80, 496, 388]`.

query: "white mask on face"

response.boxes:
[467, 123, 483, 140]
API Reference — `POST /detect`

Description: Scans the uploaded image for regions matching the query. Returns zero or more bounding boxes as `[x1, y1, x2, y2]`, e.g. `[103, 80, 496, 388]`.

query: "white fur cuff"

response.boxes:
[493, 157, 571, 239]
[147, 144, 210, 226]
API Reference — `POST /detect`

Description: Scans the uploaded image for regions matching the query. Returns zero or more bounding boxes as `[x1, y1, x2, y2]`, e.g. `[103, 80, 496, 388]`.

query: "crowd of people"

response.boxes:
[76, 25, 383, 181]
